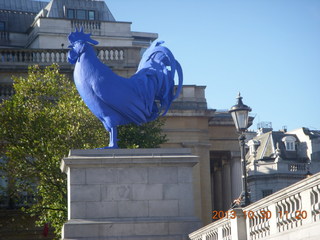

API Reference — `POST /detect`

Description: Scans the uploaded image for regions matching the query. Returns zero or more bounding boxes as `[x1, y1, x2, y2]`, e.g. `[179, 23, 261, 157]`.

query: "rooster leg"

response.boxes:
[108, 127, 119, 148]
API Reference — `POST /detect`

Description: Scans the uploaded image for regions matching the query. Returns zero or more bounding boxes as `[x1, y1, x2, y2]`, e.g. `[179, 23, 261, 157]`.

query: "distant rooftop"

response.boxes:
[0, 0, 115, 33]
[0, 0, 47, 12]
[43, 0, 115, 21]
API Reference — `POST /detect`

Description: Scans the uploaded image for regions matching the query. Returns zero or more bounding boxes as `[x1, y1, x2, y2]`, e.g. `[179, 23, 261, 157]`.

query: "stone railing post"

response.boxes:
[301, 188, 312, 225]
[268, 203, 278, 235]
[231, 208, 247, 240]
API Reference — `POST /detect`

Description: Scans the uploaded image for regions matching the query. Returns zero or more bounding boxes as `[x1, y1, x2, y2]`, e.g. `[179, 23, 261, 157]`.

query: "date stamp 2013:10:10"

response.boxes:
[212, 210, 308, 220]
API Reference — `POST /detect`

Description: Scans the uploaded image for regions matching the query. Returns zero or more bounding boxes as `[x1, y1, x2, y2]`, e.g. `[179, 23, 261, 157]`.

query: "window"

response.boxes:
[77, 9, 86, 20]
[286, 142, 294, 151]
[67, 9, 75, 19]
[88, 10, 95, 20]
[262, 189, 273, 198]
[0, 21, 5, 31]
[248, 139, 260, 156]
[67, 9, 95, 20]
[282, 136, 296, 151]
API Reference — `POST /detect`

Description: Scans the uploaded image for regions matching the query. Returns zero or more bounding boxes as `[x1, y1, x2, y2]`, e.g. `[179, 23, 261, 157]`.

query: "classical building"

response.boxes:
[0, 0, 157, 99]
[0, 0, 247, 228]
[4, 0, 318, 239]
[162, 86, 251, 223]
[247, 126, 320, 202]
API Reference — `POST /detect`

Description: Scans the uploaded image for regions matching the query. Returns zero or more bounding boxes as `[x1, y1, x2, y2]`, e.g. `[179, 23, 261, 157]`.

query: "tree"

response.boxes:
[0, 64, 166, 238]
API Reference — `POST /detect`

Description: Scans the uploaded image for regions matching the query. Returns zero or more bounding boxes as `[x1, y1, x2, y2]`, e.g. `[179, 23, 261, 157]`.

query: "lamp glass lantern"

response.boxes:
[229, 93, 252, 132]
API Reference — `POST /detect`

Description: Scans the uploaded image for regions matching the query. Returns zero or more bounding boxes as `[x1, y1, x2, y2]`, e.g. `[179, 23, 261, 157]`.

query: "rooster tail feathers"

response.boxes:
[138, 40, 183, 116]
[174, 60, 183, 100]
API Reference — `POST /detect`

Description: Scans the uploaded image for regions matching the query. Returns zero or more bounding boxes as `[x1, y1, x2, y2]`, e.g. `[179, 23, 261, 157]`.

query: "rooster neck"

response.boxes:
[74, 44, 116, 83]
[79, 44, 97, 62]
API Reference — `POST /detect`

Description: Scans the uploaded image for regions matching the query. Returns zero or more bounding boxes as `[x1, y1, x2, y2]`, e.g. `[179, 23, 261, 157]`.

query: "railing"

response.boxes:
[0, 47, 140, 100]
[189, 217, 232, 240]
[0, 49, 69, 64]
[0, 31, 9, 42]
[96, 48, 124, 61]
[249, 162, 308, 176]
[71, 20, 101, 32]
[189, 172, 320, 240]
[0, 83, 14, 101]
[0, 47, 126, 65]
[288, 163, 306, 172]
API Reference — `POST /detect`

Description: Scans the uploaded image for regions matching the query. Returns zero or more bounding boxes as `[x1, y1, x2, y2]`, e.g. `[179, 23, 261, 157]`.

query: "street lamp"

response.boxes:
[229, 93, 252, 207]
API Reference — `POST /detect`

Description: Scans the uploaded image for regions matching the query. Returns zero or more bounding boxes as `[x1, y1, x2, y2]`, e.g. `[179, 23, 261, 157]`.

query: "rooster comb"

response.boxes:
[68, 27, 99, 45]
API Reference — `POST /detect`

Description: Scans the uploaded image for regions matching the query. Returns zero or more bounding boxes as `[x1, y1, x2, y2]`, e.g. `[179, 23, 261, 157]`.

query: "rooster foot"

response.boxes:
[96, 145, 118, 149]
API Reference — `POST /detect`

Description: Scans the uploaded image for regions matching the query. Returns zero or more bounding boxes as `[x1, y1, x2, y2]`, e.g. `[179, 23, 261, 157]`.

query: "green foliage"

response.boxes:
[118, 119, 167, 148]
[0, 64, 166, 238]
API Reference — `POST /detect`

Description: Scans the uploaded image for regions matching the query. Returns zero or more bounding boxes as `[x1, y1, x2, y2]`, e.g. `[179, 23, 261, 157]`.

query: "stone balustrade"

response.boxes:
[248, 161, 309, 176]
[189, 172, 320, 240]
[71, 20, 101, 32]
[0, 49, 69, 64]
[0, 31, 9, 41]
[0, 83, 14, 101]
[0, 47, 126, 65]
[0, 47, 132, 100]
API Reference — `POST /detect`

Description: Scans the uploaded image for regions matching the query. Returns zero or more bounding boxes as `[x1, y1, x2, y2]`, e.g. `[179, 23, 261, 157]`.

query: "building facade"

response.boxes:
[0, 0, 157, 100]
[0, 0, 247, 228]
[247, 126, 320, 202]
[2, 1, 319, 239]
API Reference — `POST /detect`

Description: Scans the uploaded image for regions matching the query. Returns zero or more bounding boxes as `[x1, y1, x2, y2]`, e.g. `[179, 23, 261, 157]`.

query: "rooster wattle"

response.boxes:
[67, 28, 183, 148]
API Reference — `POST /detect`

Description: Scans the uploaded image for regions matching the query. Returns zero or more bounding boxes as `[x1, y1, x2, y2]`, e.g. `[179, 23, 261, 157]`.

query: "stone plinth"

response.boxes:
[61, 148, 202, 240]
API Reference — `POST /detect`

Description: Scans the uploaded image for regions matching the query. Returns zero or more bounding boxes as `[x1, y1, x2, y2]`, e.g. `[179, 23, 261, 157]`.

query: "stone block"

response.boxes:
[69, 202, 86, 219]
[178, 183, 193, 200]
[118, 200, 149, 217]
[134, 222, 169, 235]
[86, 201, 118, 218]
[101, 184, 132, 201]
[118, 167, 148, 183]
[63, 223, 100, 238]
[86, 168, 117, 184]
[99, 223, 135, 236]
[70, 185, 101, 202]
[149, 200, 179, 217]
[132, 184, 163, 200]
[169, 221, 201, 235]
[70, 168, 86, 184]
[178, 167, 193, 183]
[163, 184, 179, 200]
[148, 167, 178, 184]
[179, 198, 195, 217]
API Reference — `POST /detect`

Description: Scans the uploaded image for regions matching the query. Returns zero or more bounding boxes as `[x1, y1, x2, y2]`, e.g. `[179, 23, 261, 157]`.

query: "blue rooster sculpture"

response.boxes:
[67, 28, 183, 148]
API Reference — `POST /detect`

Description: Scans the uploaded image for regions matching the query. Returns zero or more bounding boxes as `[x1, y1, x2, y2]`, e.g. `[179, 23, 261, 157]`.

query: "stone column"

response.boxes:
[222, 160, 232, 210]
[230, 151, 242, 201]
[60, 148, 202, 240]
[214, 167, 223, 211]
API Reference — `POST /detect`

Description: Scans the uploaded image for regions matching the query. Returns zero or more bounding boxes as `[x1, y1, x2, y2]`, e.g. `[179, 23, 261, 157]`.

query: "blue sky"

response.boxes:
[105, 0, 320, 131]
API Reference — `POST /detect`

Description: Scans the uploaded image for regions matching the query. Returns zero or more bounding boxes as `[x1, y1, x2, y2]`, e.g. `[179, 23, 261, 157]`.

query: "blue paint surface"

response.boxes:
[68, 29, 183, 148]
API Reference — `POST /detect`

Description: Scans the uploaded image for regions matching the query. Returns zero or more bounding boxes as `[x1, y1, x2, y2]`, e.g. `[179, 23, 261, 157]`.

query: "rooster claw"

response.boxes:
[95, 127, 119, 149]
[96, 145, 118, 149]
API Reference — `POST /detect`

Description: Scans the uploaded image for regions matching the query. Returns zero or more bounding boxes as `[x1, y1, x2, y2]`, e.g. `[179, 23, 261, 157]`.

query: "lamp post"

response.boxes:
[229, 93, 252, 207]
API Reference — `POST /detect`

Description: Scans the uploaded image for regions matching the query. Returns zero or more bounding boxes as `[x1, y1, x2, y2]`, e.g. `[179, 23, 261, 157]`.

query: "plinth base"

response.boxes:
[63, 217, 201, 240]
[61, 148, 202, 240]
